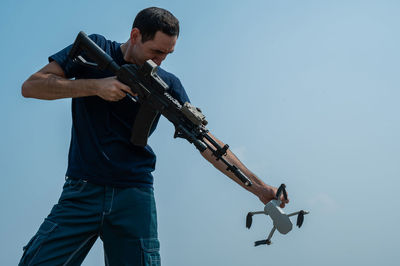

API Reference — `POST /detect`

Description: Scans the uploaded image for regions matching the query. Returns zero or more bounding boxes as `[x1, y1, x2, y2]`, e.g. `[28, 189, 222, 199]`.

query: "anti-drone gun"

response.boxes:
[68, 31, 252, 187]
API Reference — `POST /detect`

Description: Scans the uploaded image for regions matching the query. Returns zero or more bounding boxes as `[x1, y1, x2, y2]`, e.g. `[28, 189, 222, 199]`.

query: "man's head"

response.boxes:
[125, 7, 179, 66]
[132, 7, 179, 42]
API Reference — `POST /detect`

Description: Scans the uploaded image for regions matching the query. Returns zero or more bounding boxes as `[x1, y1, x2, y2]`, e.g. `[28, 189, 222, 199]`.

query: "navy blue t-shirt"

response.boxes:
[49, 34, 190, 187]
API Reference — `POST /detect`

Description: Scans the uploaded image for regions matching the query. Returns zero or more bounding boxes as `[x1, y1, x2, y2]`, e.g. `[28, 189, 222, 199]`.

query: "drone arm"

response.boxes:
[287, 210, 310, 228]
[287, 211, 302, 217]
[287, 210, 309, 217]
[249, 211, 266, 215]
[254, 226, 276, 246]
[246, 211, 266, 229]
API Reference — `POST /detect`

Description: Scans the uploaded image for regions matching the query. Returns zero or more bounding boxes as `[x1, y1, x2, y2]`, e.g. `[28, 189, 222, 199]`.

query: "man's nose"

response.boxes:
[153, 54, 167, 66]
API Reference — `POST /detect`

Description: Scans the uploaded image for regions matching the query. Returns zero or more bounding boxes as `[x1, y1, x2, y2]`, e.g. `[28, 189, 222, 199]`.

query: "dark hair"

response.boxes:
[132, 7, 179, 42]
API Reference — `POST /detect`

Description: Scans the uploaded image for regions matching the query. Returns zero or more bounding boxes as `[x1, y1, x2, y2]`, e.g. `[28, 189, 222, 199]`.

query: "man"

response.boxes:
[19, 7, 288, 266]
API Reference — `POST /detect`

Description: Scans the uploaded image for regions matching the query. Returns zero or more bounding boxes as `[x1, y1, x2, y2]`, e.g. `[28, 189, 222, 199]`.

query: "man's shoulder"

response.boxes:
[156, 67, 179, 84]
[156, 67, 190, 103]
[87, 33, 110, 47]
[86, 33, 122, 50]
[156, 67, 183, 92]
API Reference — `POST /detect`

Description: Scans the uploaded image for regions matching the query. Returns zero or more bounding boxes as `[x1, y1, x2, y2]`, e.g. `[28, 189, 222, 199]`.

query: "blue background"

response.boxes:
[1, 0, 399, 265]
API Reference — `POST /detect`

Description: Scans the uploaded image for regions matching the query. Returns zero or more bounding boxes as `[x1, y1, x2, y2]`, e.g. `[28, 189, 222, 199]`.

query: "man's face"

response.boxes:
[131, 30, 177, 66]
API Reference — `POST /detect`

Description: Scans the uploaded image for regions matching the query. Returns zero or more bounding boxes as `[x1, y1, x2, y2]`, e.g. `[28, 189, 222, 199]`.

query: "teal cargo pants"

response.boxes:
[18, 177, 160, 266]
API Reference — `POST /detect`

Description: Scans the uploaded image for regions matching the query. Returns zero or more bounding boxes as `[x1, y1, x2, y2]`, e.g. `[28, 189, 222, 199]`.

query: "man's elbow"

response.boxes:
[21, 79, 33, 98]
[21, 73, 42, 98]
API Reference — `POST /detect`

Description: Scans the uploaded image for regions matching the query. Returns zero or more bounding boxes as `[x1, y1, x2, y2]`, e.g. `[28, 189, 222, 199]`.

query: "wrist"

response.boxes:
[86, 79, 101, 97]
[251, 183, 275, 204]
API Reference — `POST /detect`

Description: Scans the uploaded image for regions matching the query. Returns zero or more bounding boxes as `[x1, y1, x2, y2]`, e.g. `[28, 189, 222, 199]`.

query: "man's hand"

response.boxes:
[95, 76, 137, 101]
[258, 185, 290, 208]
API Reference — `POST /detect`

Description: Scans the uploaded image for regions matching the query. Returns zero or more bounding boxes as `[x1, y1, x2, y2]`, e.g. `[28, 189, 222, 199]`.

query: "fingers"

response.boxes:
[111, 77, 138, 97]
[97, 77, 138, 101]
[279, 196, 289, 208]
[112, 83, 130, 101]
[280, 192, 289, 207]
[104, 85, 126, 102]
[118, 82, 136, 96]
[260, 185, 290, 208]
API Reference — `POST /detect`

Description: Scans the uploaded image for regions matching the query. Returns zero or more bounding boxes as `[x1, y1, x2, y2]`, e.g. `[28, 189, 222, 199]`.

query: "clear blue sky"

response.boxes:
[1, 0, 399, 265]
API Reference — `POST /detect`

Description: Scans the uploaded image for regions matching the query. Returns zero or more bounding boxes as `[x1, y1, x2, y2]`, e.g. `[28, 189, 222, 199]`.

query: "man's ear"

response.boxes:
[130, 28, 141, 45]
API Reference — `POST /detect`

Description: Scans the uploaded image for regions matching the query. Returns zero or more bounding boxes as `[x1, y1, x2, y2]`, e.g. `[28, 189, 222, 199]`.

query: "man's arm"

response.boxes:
[200, 133, 289, 207]
[21, 61, 134, 101]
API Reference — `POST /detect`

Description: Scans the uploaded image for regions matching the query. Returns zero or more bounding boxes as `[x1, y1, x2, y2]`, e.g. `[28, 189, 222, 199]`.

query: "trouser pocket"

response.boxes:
[19, 219, 58, 266]
[140, 238, 161, 266]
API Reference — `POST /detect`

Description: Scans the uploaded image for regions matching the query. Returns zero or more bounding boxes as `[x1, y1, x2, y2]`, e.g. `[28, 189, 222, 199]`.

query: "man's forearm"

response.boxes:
[200, 133, 276, 204]
[22, 72, 99, 100]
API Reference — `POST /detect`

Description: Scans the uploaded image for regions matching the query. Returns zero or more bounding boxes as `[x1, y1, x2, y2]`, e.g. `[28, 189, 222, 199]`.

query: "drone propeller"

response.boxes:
[283, 188, 288, 201]
[276, 184, 288, 201]
[246, 213, 253, 229]
[296, 210, 305, 228]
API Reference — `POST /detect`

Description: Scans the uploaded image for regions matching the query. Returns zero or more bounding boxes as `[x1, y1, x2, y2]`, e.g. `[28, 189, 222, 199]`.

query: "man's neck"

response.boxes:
[120, 41, 137, 64]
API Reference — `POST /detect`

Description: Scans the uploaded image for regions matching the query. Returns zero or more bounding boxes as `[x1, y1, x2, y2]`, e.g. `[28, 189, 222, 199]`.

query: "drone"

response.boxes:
[246, 184, 309, 246]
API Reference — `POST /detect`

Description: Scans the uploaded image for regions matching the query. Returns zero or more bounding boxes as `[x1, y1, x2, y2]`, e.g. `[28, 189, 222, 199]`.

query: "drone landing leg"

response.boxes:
[254, 226, 276, 246]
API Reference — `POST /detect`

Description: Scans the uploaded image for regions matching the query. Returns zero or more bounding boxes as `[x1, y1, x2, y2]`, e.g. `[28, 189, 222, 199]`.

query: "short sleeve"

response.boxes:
[48, 43, 82, 79]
